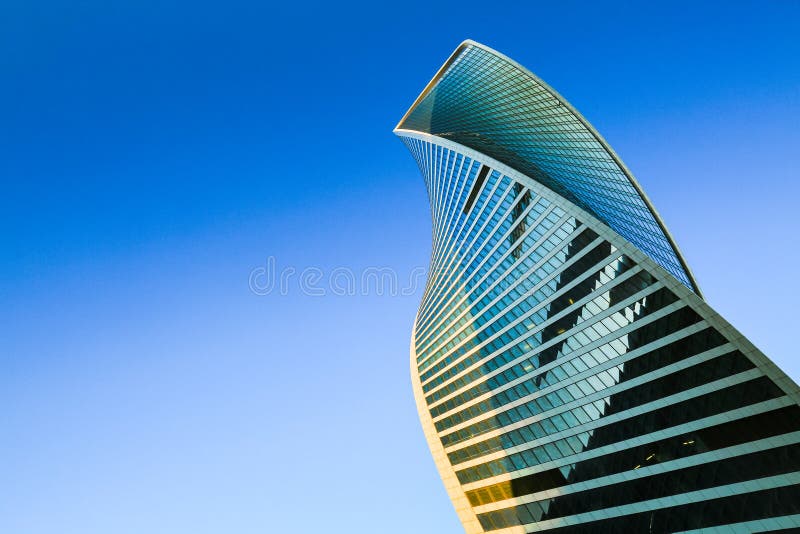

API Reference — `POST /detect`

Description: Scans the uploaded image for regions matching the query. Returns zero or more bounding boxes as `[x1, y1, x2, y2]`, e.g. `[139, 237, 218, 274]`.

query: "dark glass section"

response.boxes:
[435, 284, 680, 435]
[450, 328, 726, 486]
[466, 405, 800, 506]
[495, 484, 800, 533]
[443, 304, 700, 449]
[463, 164, 490, 213]
[450, 349, 752, 466]
[528, 236, 617, 383]
[455, 376, 784, 484]
[509, 183, 531, 259]
[420, 224, 603, 391]
[600, 348, 753, 417]
[478, 444, 800, 530]
[426, 231, 603, 413]
[568, 375, 782, 453]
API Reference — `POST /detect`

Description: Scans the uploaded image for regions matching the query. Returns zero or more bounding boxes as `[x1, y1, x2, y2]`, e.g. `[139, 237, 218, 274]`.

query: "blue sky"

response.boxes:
[1, 1, 798, 533]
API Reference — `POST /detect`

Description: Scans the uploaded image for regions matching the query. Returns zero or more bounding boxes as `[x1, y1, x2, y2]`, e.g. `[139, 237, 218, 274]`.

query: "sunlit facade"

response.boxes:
[396, 40, 800, 533]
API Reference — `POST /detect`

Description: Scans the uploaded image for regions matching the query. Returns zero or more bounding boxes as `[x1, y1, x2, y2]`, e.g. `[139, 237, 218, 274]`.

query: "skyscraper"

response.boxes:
[396, 40, 800, 533]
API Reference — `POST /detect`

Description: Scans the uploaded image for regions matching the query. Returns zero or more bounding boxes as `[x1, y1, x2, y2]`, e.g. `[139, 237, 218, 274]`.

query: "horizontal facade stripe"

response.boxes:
[421, 262, 652, 395]
[421, 259, 645, 394]
[517, 473, 800, 532]
[465, 403, 800, 508]
[445, 341, 740, 463]
[430, 282, 678, 425]
[424, 237, 612, 409]
[461, 397, 796, 492]
[473, 431, 800, 514]
[431, 296, 688, 426]
[449, 367, 765, 474]
[449, 370, 767, 473]
[420, 240, 620, 395]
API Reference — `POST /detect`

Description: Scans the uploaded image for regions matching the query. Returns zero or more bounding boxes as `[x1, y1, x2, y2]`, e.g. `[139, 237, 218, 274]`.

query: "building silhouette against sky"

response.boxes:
[395, 40, 800, 533]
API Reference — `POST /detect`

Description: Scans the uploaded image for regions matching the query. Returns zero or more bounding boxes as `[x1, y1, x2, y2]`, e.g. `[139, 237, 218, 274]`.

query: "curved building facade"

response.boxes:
[396, 41, 800, 533]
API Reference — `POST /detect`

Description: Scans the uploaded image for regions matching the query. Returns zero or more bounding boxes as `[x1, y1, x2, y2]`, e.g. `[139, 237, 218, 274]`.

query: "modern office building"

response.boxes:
[395, 40, 800, 533]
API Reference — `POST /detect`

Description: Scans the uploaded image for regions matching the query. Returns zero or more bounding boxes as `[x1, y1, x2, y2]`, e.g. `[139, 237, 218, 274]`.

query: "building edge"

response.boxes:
[411, 317, 517, 534]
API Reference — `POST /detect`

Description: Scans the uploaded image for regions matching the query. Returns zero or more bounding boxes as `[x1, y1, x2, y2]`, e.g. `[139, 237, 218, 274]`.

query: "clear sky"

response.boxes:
[1, 1, 798, 533]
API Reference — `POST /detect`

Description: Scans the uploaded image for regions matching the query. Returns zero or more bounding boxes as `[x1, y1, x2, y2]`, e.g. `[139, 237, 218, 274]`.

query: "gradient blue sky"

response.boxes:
[1, 2, 798, 533]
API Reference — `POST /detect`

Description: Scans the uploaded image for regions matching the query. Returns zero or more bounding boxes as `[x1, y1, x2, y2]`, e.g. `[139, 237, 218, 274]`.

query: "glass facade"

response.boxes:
[398, 41, 800, 534]
[398, 42, 696, 291]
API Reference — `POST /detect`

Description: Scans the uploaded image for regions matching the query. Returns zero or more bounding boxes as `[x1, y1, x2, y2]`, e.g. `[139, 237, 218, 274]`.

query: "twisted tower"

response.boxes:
[397, 40, 800, 533]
